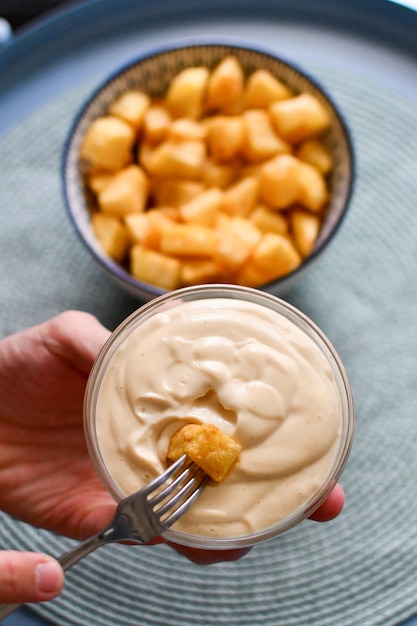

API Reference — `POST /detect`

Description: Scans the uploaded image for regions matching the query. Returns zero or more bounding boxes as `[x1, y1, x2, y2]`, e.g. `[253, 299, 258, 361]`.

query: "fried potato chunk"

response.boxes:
[80, 115, 135, 171]
[91, 213, 130, 262]
[166, 67, 209, 119]
[243, 68, 293, 108]
[109, 90, 150, 130]
[167, 423, 242, 482]
[269, 93, 331, 143]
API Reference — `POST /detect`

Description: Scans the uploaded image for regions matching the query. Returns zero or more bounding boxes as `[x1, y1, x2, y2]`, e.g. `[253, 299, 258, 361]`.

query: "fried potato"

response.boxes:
[243, 68, 293, 108]
[205, 115, 245, 162]
[249, 205, 289, 236]
[237, 232, 301, 286]
[242, 109, 290, 162]
[222, 176, 260, 217]
[98, 165, 149, 216]
[167, 423, 242, 482]
[259, 154, 300, 209]
[216, 214, 262, 269]
[289, 208, 321, 257]
[159, 223, 218, 258]
[109, 90, 150, 130]
[80, 116, 135, 171]
[91, 213, 130, 262]
[180, 188, 224, 227]
[269, 93, 331, 143]
[205, 55, 244, 114]
[130, 245, 181, 289]
[143, 105, 172, 144]
[166, 67, 210, 119]
[296, 139, 333, 174]
[141, 139, 206, 179]
[150, 178, 204, 208]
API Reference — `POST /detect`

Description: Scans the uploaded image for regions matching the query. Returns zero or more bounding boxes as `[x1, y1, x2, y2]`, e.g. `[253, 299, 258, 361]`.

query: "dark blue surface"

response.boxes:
[3, 607, 55, 625]
[1, 0, 417, 624]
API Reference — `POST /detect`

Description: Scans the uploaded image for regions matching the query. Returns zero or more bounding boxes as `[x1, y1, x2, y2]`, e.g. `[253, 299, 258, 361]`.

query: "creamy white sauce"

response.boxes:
[96, 298, 341, 538]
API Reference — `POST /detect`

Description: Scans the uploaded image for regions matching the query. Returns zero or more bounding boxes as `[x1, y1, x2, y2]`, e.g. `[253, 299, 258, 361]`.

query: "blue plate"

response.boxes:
[0, 0, 416, 624]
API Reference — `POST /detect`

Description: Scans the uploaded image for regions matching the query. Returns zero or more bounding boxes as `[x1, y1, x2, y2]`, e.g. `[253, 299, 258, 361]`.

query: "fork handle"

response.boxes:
[0, 533, 105, 621]
[58, 532, 104, 570]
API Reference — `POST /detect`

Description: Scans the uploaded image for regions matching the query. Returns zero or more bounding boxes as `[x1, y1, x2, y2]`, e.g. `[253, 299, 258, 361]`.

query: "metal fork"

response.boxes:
[0, 454, 209, 620]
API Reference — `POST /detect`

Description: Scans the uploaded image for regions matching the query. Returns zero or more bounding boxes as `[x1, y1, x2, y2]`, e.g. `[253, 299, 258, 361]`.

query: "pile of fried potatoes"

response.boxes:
[80, 55, 333, 290]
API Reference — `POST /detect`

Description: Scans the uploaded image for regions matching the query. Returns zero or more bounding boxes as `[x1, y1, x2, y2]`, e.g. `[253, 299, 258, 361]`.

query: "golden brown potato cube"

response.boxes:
[87, 171, 115, 194]
[80, 115, 135, 171]
[98, 165, 149, 216]
[152, 205, 181, 221]
[143, 105, 172, 144]
[205, 115, 245, 162]
[289, 208, 321, 257]
[259, 154, 300, 209]
[165, 67, 210, 119]
[167, 423, 242, 482]
[205, 56, 244, 114]
[249, 205, 289, 236]
[222, 176, 260, 217]
[91, 213, 130, 262]
[142, 140, 206, 179]
[243, 69, 293, 108]
[297, 161, 329, 212]
[124, 213, 150, 244]
[216, 215, 262, 270]
[242, 109, 290, 162]
[296, 139, 333, 174]
[108, 90, 150, 130]
[150, 177, 205, 208]
[180, 188, 224, 227]
[130, 244, 181, 289]
[167, 118, 207, 142]
[124, 210, 176, 248]
[237, 232, 301, 286]
[203, 160, 237, 189]
[160, 223, 218, 258]
[180, 259, 225, 286]
[269, 93, 331, 143]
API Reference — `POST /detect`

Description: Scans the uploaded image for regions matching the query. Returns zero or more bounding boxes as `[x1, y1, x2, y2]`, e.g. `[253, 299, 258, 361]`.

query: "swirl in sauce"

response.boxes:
[96, 298, 341, 538]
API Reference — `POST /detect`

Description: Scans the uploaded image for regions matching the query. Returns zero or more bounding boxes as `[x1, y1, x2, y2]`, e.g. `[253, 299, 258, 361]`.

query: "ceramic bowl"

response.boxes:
[62, 40, 355, 301]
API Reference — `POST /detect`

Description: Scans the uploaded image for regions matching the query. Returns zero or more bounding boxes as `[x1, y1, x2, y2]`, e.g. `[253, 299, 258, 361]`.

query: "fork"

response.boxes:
[0, 454, 209, 620]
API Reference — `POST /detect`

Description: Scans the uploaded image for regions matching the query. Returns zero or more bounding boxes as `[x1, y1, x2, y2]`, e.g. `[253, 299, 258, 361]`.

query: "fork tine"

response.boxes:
[141, 453, 190, 495]
[155, 467, 207, 517]
[161, 472, 210, 527]
[149, 462, 198, 507]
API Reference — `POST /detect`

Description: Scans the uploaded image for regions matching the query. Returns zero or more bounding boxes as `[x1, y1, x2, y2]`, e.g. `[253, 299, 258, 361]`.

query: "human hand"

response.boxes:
[0, 311, 116, 604]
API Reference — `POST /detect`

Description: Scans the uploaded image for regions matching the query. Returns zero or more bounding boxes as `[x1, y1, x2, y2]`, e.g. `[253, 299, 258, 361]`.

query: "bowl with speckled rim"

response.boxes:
[62, 40, 355, 301]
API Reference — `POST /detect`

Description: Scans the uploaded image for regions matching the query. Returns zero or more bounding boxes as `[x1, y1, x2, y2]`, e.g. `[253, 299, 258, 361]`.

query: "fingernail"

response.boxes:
[35, 560, 63, 593]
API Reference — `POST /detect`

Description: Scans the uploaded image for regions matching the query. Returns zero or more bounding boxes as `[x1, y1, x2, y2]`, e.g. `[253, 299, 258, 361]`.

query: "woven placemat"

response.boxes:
[1, 63, 417, 626]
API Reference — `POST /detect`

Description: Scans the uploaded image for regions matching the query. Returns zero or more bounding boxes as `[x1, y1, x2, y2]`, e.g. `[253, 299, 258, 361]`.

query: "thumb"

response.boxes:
[0, 551, 64, 604]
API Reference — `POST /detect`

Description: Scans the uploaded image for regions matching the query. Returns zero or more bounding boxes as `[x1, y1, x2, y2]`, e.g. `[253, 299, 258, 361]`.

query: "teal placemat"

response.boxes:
[1, 63, 417, 626]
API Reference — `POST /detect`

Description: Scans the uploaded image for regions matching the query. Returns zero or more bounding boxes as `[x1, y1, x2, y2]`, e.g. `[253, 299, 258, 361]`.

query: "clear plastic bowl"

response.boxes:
[84, 284, 354, 549]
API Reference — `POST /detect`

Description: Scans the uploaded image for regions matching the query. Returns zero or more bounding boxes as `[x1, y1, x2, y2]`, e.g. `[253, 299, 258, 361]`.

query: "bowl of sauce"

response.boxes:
[84, 284, 354, 549]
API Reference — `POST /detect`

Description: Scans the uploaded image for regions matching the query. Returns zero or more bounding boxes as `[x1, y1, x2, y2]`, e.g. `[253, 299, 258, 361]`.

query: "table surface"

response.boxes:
[1, 1, 417, 625]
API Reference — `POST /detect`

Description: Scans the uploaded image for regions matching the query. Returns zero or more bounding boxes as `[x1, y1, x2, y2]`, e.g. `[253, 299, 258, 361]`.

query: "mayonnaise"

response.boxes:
[95, 297, 342, 539]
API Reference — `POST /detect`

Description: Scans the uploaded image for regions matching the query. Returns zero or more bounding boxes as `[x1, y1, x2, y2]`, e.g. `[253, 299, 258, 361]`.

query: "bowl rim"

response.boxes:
[61, 37, 355, 299]
[83, 283, 355, 549]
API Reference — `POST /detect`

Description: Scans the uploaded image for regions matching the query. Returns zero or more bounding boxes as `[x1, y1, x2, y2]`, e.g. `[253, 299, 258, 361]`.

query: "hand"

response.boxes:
[0, 311, 116, 604]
